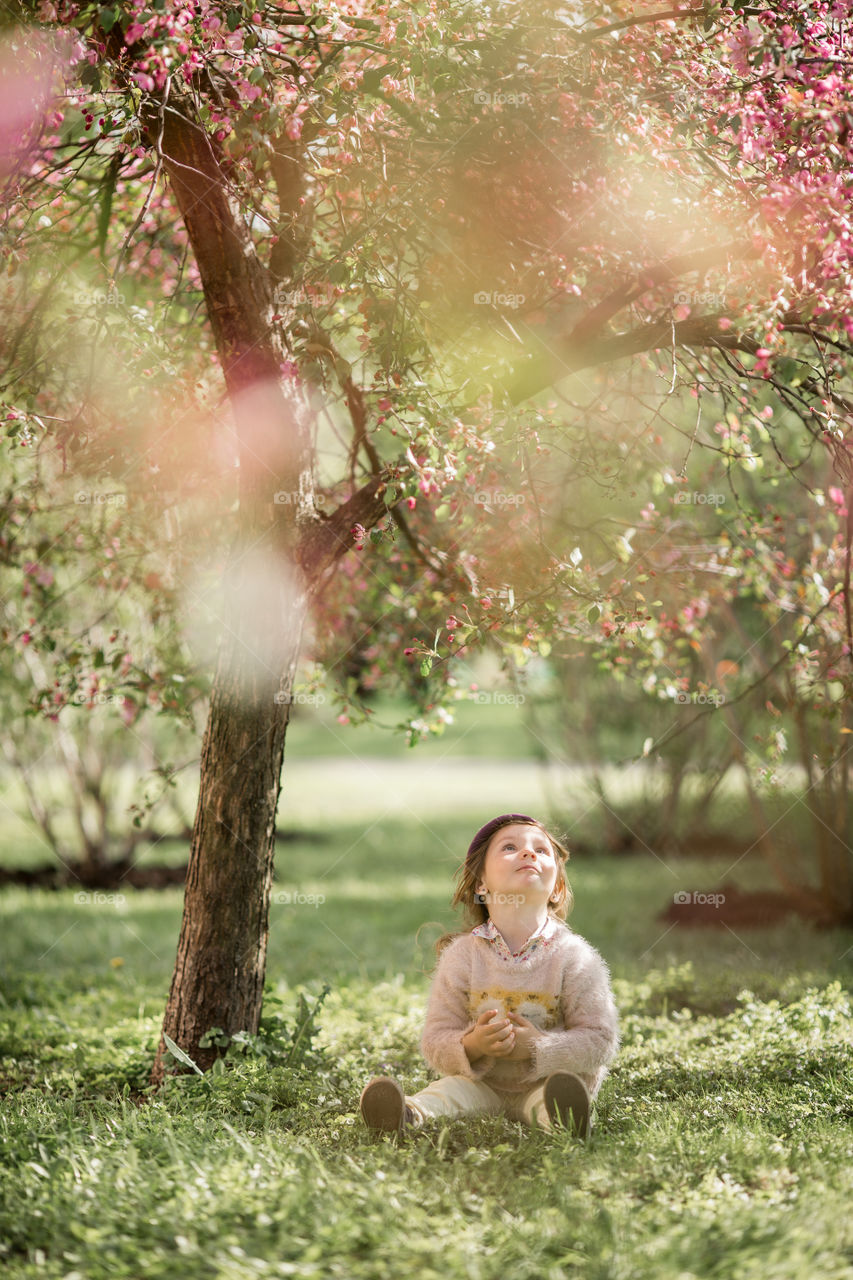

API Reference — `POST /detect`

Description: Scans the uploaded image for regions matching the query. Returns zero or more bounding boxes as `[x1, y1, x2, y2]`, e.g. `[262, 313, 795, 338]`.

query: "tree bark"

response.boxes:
[148, 95, 314, 1083]
[152, 610, 302, 1080]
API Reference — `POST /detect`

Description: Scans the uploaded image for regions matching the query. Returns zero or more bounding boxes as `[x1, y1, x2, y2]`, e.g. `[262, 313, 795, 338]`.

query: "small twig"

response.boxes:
[114, 75, 170, 278]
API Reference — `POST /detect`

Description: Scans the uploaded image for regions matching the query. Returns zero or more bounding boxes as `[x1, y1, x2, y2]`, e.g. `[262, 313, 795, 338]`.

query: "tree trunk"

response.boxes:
[148, 94, 313, 1084]
[151, 594, 305, 1080]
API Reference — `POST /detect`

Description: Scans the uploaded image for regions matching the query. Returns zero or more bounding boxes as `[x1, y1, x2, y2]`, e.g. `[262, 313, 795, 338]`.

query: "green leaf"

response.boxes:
[199, 1027, 230, 1049]
[587, 604, 601, 624]
[162, 1033, 207, 1080]
[96, 155, 120, 261]
[98, 6, 118, 31]
[226, 7, 241, 30]
[327, 260, 350, 283]
[79, 62, 101, 89]
[361, 63, 400, 92]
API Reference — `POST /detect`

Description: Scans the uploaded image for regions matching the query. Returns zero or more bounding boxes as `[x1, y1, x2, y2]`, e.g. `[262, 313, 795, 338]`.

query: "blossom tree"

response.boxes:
[3, 0, 852, 1079]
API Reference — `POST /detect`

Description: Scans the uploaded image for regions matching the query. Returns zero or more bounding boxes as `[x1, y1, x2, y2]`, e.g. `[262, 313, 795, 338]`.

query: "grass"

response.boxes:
[1, 802, 853, 1279]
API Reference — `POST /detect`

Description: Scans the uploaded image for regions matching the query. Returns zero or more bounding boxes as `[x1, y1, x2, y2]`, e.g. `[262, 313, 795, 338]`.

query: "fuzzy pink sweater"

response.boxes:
[420, 915, 619, 1098]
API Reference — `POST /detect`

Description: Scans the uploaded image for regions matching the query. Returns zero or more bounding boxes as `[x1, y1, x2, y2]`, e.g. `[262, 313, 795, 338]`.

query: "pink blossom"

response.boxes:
[727, 25, 761, 75]
[828, 486, 849, 517]
[119, 698, 137, 727]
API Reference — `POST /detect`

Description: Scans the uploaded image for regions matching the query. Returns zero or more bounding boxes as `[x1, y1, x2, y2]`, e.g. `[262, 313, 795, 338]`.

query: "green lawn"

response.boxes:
[1, 806, 852, 1279]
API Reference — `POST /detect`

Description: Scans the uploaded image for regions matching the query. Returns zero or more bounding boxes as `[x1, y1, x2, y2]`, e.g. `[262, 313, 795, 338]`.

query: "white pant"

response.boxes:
[405, 1074, 589, 1132]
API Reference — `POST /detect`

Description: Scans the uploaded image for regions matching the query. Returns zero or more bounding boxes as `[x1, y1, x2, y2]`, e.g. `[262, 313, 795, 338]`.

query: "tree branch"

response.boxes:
[505, 314, 761, 404]
[578, 6, 707, 39]
[566, 240, 754, 347]
[297, 472, 397, 583]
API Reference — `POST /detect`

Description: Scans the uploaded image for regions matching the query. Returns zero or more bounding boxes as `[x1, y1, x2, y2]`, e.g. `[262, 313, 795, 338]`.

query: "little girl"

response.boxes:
[360, 813, 620, 1137]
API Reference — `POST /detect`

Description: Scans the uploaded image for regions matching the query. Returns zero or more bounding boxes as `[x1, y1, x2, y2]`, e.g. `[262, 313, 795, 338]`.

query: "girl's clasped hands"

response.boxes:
[462, 1009, 543, 1063]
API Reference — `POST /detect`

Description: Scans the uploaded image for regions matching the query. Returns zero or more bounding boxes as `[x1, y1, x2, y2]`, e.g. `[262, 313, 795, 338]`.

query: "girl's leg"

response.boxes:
[405, 1075, 503, 1127]
[513, 1073, 591, 1136]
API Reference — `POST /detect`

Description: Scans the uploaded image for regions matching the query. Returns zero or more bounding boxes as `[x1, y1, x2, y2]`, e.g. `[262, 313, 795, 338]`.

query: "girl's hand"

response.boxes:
[462, 1010, 516, 1063]
[501, 1011, 543, 1063]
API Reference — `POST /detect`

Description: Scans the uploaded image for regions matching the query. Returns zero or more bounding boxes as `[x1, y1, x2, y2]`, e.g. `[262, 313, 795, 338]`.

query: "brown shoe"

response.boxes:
[359, 1076, 413, 1134]
[543, 1072, 590, 1138]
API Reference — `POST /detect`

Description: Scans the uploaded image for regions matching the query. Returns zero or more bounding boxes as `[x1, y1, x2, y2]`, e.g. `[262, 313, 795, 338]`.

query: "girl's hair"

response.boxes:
[433, 817, 573, 959]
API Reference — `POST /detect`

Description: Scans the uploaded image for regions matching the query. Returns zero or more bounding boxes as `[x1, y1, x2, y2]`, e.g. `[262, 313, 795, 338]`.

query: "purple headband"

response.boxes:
[466, 813, 539, 861]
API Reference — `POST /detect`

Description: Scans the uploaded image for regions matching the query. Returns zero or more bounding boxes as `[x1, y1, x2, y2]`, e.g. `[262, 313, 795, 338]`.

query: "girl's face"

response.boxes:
[477, 823, 559, 907]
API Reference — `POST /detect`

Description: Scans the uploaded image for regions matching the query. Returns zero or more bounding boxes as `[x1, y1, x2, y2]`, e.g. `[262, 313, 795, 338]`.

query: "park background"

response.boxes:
[2, 682, 852, 1279]
[2, 0, 853, 1276]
